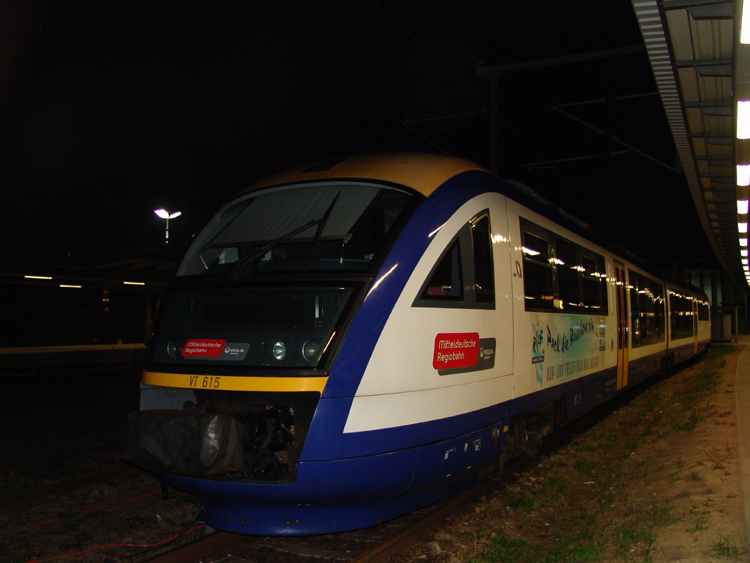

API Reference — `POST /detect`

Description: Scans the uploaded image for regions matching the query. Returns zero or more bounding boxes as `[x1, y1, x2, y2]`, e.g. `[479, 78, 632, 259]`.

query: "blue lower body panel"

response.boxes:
[628, 350, 666, 387]
[165, 421, 508, 535]
[167, 449, 416, 535]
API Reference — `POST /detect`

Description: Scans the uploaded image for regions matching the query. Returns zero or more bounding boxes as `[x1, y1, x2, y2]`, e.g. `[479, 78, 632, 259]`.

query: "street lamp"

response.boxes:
[154, 209, 181, 244]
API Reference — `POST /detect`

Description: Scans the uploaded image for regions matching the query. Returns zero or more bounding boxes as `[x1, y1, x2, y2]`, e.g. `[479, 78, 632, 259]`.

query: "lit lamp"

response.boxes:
[154, 209, 181, 244]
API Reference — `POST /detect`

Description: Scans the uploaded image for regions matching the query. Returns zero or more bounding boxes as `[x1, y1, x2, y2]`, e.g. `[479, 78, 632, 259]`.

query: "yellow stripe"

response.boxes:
[142, 371, 327, 393]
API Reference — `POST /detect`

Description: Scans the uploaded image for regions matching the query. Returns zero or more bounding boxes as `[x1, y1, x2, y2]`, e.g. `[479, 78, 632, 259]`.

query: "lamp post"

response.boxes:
[154, 209, 181, 244]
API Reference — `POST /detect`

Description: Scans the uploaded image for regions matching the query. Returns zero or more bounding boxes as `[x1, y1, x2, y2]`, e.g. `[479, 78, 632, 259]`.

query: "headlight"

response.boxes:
[272, 341, 287, 360]
[167, 340, 181, 359]
[301, 340, 321, 363]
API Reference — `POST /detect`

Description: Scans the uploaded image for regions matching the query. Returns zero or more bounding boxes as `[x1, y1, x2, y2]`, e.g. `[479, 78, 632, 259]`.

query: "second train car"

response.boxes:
[126, 153, 710, 535]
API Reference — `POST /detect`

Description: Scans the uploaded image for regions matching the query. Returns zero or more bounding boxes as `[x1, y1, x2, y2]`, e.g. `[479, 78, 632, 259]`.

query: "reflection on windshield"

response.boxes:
[177, 183, 414, 276]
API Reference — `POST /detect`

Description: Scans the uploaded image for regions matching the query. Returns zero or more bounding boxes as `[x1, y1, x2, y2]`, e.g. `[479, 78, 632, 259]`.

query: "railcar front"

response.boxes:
[125, 154, 515, 535]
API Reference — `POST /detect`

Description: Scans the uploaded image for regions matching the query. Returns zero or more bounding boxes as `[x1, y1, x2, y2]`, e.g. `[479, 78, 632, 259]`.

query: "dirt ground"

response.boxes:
[397, 344, 750, 563]
[3, 346, 749, 563]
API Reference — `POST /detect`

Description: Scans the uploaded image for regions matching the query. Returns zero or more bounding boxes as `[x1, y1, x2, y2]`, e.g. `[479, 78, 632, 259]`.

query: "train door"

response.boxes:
[614, 261, 629, 390]
[693, 299, 698, 354]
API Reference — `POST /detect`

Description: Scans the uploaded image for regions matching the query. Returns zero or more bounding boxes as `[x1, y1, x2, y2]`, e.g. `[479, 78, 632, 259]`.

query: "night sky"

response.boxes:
[0, 0, 718, 274]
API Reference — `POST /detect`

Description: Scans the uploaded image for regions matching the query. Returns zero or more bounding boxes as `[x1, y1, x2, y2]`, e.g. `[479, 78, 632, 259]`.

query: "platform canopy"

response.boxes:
[630, 0, 749, 288]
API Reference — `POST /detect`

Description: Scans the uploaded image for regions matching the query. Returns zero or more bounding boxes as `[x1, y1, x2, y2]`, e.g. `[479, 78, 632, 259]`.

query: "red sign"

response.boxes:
[433, 333, 479, 370]
[181, 339, 226, 357]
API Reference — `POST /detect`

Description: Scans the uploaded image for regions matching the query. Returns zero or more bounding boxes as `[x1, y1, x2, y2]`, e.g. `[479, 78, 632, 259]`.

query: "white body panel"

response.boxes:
[505, 200, 617, 402]
[344, 193, 514, 433]
[343, 187, 710, 435]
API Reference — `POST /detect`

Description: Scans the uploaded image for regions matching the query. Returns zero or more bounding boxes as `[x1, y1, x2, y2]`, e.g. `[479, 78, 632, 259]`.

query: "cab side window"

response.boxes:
[422, 240, 463, 300]
[472, 214, 494, 305]
[415, 210, 495, 309]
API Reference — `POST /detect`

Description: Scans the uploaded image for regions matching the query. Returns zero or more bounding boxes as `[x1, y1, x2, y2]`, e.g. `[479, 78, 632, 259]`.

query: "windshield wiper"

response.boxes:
[304, 192, 340, 272]
[228, 220, 318, 274]
[229, 192, 340, 275]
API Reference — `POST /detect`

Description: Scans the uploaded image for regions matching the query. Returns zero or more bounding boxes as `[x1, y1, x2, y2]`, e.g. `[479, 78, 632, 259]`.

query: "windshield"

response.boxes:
[178, 182, 415, 276]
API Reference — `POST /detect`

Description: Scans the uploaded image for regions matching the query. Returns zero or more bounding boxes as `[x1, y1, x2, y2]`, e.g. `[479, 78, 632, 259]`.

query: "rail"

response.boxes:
[0, 343, 146, 375]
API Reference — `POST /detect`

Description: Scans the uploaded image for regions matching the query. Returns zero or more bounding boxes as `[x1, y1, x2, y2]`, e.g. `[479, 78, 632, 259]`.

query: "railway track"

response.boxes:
[0, 442, 126, 475]
[3, 359, 703, 563]
[1, 442, 130, 503]
[139, 475, 506, 563]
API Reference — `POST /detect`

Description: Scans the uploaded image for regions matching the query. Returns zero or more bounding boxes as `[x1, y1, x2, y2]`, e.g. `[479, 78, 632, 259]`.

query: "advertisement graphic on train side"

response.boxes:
[532, 316, 606, 387]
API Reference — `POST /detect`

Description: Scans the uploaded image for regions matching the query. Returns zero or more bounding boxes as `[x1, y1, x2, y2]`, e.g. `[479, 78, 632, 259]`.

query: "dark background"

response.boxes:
[0, 1, 718, 345]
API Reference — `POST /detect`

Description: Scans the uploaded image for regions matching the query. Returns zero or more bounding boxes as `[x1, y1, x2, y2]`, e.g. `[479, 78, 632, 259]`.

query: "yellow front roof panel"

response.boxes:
[239, 153, 487, 198]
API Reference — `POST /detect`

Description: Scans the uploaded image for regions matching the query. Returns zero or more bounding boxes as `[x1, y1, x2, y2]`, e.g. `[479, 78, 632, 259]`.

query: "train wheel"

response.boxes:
[510, 412, 552, 460]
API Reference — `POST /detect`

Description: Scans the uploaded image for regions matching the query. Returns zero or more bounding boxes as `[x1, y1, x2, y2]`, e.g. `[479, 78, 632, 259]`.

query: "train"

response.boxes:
[125, 153, 711, 535]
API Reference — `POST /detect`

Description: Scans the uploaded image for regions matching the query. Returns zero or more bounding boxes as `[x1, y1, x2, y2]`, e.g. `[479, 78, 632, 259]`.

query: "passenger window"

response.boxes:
[522, 229, 554, 311]
[521, 218, 609, 315]
[698, 301, 709, 321]
[556, 237, 580, 312]
[581, 256, 599, 310]
[421, 240, 463, 300]
[669, 291, 693, 339]
[415, 210, 495, 309]
[628, 269, 665, 348]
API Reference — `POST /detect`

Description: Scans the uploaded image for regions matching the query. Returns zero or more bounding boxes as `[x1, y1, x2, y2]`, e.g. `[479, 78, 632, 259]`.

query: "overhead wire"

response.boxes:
[205, 0, 449, 155]
[369, 0, 540, 161]
[369, 0, 488, 110]
[0, 3, 498, 161]
[0, 10, 281, 136]
[473, 0, 658, 170]
[473, 0, 563, 107]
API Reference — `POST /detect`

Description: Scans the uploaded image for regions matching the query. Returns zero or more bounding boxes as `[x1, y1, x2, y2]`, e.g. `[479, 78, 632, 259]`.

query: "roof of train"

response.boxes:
[237, 153, 487, 198]
[230, 152, 708, 300]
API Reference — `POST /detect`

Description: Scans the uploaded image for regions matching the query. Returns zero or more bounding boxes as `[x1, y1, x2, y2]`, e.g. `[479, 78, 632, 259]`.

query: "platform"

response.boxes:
[733, 335, 750, 550]
[0, 343, 146, 376]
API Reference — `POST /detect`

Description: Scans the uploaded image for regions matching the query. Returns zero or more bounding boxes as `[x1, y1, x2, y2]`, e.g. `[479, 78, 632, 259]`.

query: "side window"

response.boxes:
[698, 300, 709, 321]
[581, 252, 607, 314]
[556, 237, 580, 312]
[421, 240, 463, 300]
[669, 291, 693, 339]
[415, 210, 495, 309]
[521, 224, 554, 311]
[521, 218, 609, 315]
[628, 270, 665, 348]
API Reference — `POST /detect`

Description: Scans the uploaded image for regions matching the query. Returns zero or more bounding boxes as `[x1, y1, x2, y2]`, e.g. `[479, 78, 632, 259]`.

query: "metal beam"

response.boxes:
[675, 59, 732, 76]
[476, 44, 646, 174]
[550, 105, 678, 172]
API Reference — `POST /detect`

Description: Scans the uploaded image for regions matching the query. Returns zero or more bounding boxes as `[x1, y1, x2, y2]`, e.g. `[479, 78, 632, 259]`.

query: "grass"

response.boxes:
[7, 547, 46, 563]
[504, 493, 539, 513]
[673, 412, 702, 432]
[469, 533, 534, 563]
[470, 529, 606, 563]
[465, 345, 738, 563]
[574, 459, 599, 475]
[711, 535, 746, 557]
[615, 526, 656, 559]
[644, 502, 678, 526]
